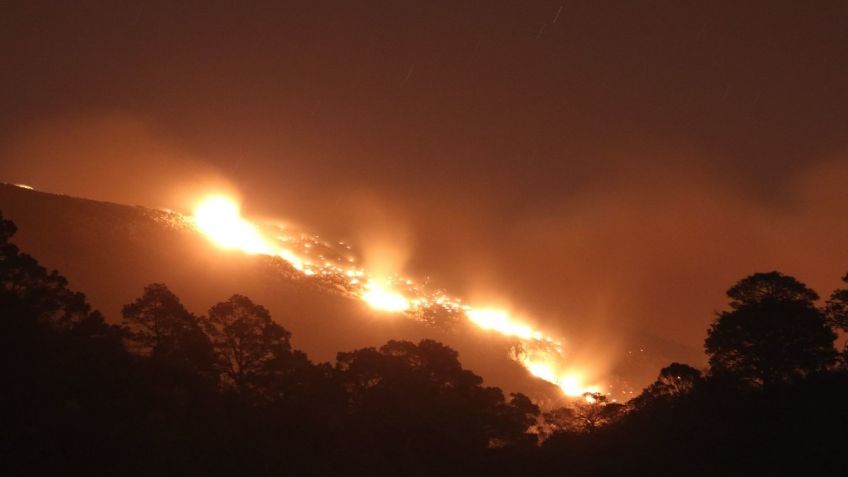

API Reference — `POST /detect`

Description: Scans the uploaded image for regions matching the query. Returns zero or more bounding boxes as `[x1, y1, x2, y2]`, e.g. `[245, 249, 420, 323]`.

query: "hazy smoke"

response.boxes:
[2, 112, 846, 392]
[0, 113, 234, 211]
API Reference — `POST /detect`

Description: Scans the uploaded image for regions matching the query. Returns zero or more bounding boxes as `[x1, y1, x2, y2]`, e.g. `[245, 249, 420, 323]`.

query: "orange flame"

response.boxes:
[193, 196, 272, 255]
[362, 280, 410, 312]
[190, 194, 603, 398]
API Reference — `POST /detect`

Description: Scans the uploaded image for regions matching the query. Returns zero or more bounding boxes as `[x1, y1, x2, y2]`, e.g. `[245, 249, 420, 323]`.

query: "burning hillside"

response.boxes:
[188, 194, 602, 398]
[0, 183, 702, 402]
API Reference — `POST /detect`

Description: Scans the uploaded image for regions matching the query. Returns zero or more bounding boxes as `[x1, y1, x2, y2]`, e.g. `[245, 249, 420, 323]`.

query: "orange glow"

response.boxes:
[361, 280, 410, 313]
[465, 308, 543, 341]
[190, 192, 606, 399]
[193, 196, 273, 255]
[521, 354, 601, 397]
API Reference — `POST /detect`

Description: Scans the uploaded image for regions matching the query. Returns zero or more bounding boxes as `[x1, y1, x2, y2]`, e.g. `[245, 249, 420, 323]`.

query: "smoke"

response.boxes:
[2, 111, 846, 393]
[347, 194, 414, 281]
[0, 113, 234, 211]
[453, 150, 848, 356]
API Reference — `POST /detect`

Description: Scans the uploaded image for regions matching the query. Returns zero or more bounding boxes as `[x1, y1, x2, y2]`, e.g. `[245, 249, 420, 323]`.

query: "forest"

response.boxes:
[1, 209, 846, 476]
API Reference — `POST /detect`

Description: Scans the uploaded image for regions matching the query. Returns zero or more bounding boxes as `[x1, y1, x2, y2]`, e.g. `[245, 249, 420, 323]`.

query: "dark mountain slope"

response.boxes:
[0, 183, 553, 396]
[0, 183, 703, 398]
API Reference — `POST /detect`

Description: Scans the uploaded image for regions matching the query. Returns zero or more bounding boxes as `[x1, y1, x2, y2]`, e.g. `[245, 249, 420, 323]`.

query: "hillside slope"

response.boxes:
[0, 184, 565, 397]
[0, 183, 704, 399]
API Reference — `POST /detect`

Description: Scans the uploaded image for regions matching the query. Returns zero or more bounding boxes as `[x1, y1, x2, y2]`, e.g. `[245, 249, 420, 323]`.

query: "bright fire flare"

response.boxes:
[466, 308, 543, 341]
[193, 196, 272, 255]
[362, 280, 410, 313]
[522, 357, 600, 397]
[190, 193, 603, 398]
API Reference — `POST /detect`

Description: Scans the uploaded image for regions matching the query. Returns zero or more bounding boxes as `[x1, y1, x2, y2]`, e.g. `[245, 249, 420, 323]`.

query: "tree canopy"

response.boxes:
[705, 271, 836, 386]
[2, 211, 846, 475]
[630, 362, 704, 409]
[122, 283, 217, 383]
[204, 294, 295, 394]
[826, 273, 848, 332]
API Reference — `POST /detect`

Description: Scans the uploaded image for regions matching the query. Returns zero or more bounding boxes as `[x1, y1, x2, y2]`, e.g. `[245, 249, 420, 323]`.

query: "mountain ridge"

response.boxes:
[0, 183, 704, 400]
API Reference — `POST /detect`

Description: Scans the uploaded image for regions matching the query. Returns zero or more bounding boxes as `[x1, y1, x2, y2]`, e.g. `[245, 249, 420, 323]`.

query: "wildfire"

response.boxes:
[522, 358, 600, 397]
[362, 280, 410, 313]
[466, 308, 543, 341]
[193, 196, 273, 255]
[190, 194, 603, 398]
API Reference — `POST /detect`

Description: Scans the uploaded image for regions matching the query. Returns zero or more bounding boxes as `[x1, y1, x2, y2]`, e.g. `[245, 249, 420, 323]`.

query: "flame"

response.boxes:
[193, 196, 272, 255]
[465, 308, 543, 341]
[362, 280, 410, 312]
[521, 354, 600, 397]
[190, 193, 603, 398]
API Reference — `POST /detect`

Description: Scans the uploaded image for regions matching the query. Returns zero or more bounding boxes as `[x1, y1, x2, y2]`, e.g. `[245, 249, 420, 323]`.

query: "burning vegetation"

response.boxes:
[189, 194, 602, 398]
[1, 207, 847, 475]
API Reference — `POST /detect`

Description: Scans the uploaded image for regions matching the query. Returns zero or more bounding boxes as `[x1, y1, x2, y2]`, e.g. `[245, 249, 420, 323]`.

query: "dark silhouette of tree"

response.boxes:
[204, 294, 295, 394]
[122, 283, 217, 382]
[826, 273, 848, 365]
[705, 271, 836, 386]
[0, 211, 136, 475]
[825, 273, 848, 332]
[335, 339, 539, 472]
[0, 211, 121, 346]
[0, 211, 98, 331]
[726, 270, 820, 306]
[630, 362, 703, 409]
[5, 207, 848, 476]
[503, 392, 543, 443]
[572, 393, 624, 432]
[537, 406, 578, 438]
[650, 362, 703, 396]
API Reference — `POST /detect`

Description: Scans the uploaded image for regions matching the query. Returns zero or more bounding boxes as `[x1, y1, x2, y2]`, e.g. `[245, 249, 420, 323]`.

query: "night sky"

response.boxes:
[2, 1, 847, 359]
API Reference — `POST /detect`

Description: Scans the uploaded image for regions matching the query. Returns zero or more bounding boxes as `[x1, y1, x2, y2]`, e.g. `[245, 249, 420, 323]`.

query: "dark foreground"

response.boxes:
[1, 210, 846, 476]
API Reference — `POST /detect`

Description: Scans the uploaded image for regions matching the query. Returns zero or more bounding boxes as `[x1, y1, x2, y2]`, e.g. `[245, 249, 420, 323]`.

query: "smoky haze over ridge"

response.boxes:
[2, 1, 847, 374]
